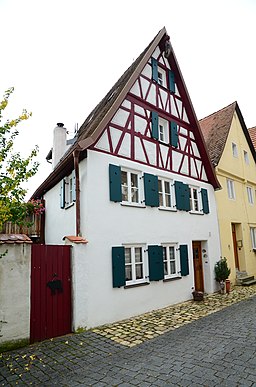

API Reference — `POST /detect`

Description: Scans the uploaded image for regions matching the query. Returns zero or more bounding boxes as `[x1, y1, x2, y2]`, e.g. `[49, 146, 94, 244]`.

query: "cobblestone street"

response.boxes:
[1, 287, 256, 386]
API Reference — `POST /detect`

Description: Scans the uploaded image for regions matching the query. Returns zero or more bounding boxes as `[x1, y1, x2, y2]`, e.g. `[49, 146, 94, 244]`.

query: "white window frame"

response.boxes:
[64, 173, 75, 208]
[189, 186, 202, 213]
[162, 243, 180, 279]
[247, 186, 254, 205]
[158, 117, 169, 144]
[232, 142, 238, 158]
[227, 179, 235, 200]
[250, 227, 256, 250]
[244, 150, 249, 164]
[121, 169, 142, 206]
[124, 244, 148, 285]
[157, 67, 167, 88]
[158, 178, 175, 210]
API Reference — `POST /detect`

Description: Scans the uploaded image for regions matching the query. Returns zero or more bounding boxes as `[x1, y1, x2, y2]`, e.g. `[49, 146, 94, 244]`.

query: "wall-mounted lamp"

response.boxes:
[237, 240, 243, 248]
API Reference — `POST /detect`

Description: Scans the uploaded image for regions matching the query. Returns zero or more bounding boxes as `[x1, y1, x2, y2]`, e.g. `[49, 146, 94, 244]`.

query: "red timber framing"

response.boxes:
[91, 47, 207, 183]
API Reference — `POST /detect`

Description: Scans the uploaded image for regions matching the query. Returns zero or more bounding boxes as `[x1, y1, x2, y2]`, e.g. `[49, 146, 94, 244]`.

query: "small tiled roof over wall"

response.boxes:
[0, 234, 32, 244]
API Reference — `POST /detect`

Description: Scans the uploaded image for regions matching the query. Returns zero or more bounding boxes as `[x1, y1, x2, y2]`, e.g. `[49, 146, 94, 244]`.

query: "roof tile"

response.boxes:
[0, 234, 32, 244]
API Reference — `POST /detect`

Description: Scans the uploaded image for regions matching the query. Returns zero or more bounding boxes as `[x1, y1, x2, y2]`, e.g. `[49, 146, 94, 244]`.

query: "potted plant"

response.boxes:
[214, 257, 231, 294]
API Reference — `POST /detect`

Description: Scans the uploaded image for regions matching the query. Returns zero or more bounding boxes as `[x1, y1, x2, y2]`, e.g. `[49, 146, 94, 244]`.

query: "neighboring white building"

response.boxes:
[33, 27, 221, 330]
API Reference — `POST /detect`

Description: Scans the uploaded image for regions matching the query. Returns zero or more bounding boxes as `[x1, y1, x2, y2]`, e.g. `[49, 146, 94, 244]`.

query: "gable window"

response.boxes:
[157, 67, 167, 88]
[227, 179, 235, 200]
[158, 117, 169, 143]
[189, 186, 200, 212]
[250, 228, 256, 250]
[158, 179, 173, 209]
[125, 245, 148, 285]
[247, 186, 254, 204]
[232, 142, 238, 158]
[163, 244, 180, 278]
[244, 150, 249, 164]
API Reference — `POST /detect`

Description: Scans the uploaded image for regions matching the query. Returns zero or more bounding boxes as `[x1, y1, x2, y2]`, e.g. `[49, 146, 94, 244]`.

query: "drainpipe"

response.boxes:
[73, 149, 81, 236]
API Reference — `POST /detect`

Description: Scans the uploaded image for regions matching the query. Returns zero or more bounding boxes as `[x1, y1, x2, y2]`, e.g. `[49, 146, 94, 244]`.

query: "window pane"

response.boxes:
[165, 194, 171, 207]
[164, 261, 168, 275]
[135, 247, 142, 263]
[131, 187, 139, 203]
[125, 248, 131, 264]
[163, 247, 167, 261]
[170, 261, 176, 274]
[164, 181, 170, 194]
[125, 265, 132, 281]
[135, 263, 143, 279]
[131, 173, 138, 188]
[169, 247, 175, 259]
[121, 171, 128, 201]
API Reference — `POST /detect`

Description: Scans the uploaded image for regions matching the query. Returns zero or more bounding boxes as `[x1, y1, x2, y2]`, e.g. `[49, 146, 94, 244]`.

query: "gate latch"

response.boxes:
[47, 274, 63, 295]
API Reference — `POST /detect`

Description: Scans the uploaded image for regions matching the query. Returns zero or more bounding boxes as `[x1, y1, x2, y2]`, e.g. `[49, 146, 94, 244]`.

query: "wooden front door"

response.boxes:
[30, 245, 72, 343]
[192, 241, 204, 292]
[232, 223, 239, 270]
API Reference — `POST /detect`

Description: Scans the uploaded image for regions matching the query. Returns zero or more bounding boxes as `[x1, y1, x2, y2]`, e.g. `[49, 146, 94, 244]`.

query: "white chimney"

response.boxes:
[52, 123, 67, 169]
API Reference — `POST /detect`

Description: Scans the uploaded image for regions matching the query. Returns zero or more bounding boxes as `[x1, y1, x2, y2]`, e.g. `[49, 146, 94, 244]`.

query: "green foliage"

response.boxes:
[0, 87, 39, 229]
[214, 257, 231, 282]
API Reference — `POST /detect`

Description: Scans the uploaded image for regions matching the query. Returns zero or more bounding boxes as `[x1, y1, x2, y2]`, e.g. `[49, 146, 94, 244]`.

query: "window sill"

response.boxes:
[158, 207, 177, 212]
[121, 202, 146, 209]
[189, 210, 204, 215]
[124, 281, 150, 289]
[65, 202, 75, 210]
[163, 276, 182, 283]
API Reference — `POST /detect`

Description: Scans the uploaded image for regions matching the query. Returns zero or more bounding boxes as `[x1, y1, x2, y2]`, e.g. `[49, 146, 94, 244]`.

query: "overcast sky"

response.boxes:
[1, 0, 256, 197]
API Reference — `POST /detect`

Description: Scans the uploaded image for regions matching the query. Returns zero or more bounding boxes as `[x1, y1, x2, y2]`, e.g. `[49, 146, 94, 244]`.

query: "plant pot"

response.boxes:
[192, 290, 204, 301]
[225, 279, 231, 294]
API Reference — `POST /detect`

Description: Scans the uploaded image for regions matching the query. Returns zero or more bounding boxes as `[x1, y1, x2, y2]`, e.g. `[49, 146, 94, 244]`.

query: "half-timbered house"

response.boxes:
[32, 27, 221, 330]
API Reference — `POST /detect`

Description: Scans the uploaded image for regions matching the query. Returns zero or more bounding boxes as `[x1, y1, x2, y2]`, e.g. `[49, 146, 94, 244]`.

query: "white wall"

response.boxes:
[0, 244, 31, 346]
[77, 150, 221, 328]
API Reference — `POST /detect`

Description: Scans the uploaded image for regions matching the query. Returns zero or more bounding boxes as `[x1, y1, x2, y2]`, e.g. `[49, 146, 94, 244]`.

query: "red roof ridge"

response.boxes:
[199, 101, 237, 123]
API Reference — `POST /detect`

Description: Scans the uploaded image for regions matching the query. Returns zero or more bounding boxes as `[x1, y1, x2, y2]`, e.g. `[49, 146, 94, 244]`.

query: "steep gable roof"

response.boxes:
[248, 127, 256, 151]
[200, 102, 256, 166]
[32, 27, 219, 199]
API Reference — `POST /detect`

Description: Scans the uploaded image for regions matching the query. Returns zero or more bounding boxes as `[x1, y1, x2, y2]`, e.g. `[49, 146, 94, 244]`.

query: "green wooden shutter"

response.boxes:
[60, 178, 65, 209]
[144, 173, 159, 207]
[168, 70, 175, 93]
[180, 245, 189, 276]
[183, 184, 190, 211]
[72, 170, 76, 202]
[151, 111, 159, 140]
[112, 247, 125, 288]
[151, 57, 158, 82]
[175, 181, 184, 210]
[201, 188, 209, 214]
[170, 121, 178, 148]
[148, 245, 164, 281]
[109, 164, 122, 202]
[174, 181, 190, 211]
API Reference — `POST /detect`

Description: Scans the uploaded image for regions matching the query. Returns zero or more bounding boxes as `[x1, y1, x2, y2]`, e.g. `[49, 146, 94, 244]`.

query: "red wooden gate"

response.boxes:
[30, 245, 72, 343]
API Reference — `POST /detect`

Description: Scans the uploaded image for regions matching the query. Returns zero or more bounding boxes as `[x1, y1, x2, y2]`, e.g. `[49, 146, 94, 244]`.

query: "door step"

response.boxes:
[236, 274, 256, 286]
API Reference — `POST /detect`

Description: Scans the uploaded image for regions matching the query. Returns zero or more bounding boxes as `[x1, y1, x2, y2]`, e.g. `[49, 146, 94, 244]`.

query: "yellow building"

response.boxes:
[200, 102, 256, 284]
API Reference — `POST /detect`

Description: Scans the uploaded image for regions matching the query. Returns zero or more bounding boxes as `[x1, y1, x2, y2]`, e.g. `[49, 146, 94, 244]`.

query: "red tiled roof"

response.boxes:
[200, 102, 256, 166]
[0, 234, 32, 244]
[199, 102, 237, 166]
[248, 127, 256, 151]
[63, 236, 88, 244]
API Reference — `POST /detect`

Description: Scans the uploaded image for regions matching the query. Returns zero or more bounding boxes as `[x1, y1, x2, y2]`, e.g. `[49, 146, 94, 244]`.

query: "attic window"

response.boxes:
[244, 150, 249, 164]
[232, 142, 238, 158]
